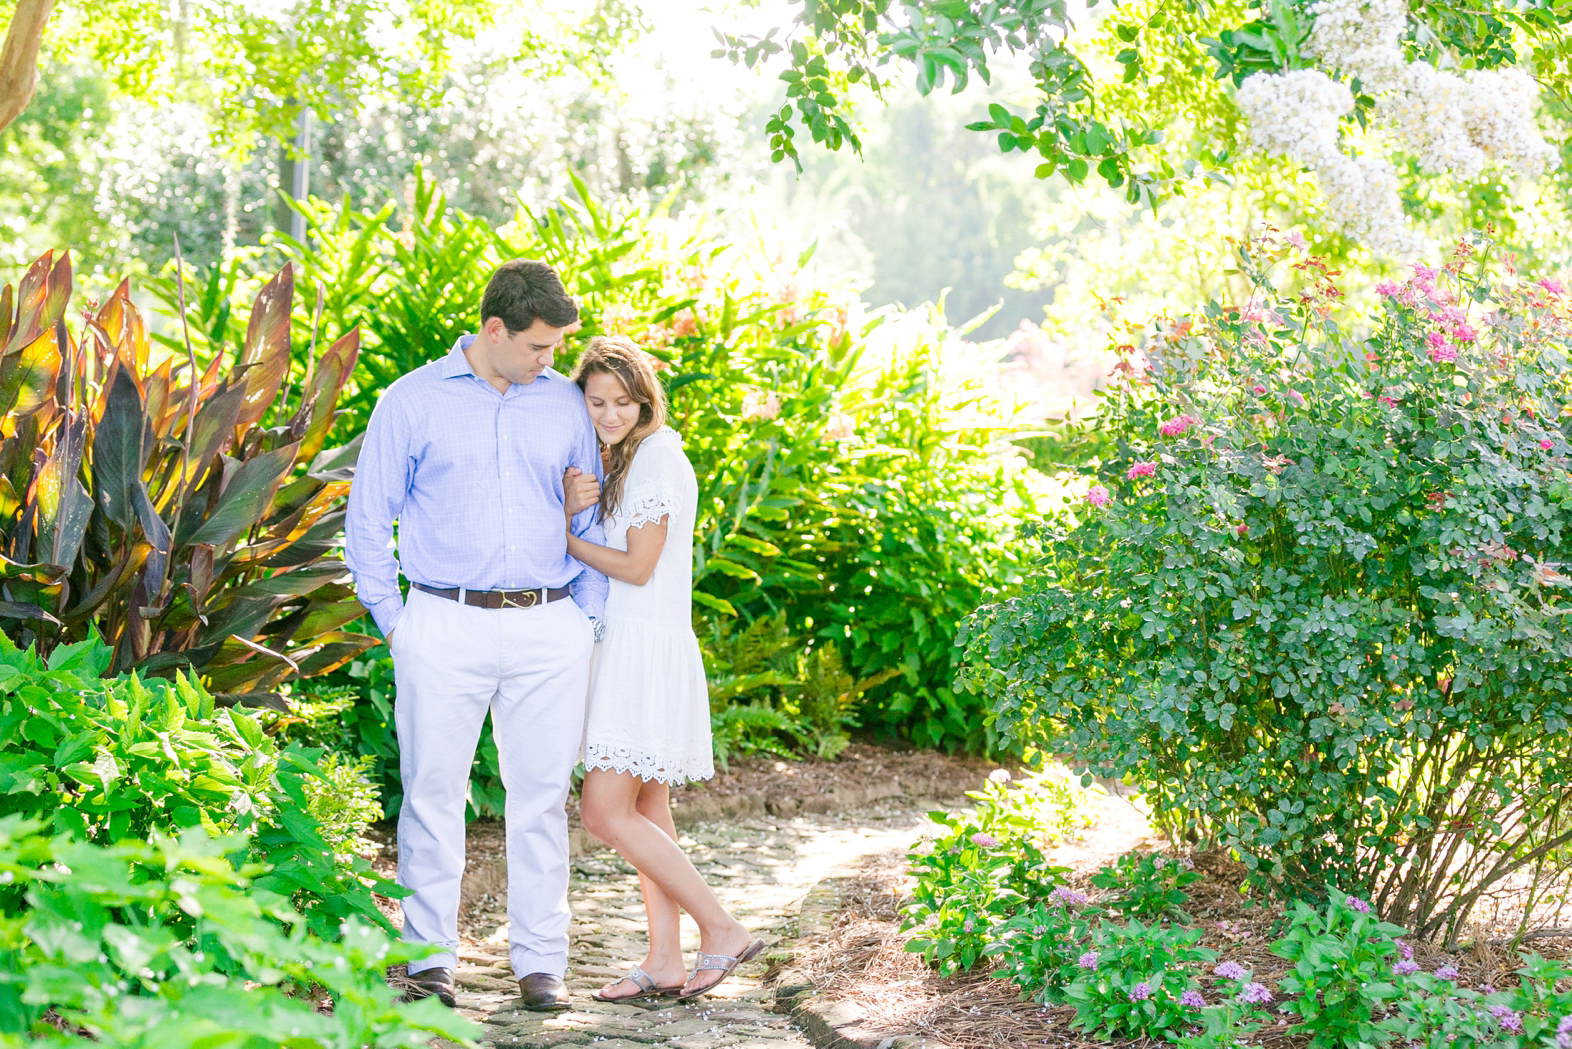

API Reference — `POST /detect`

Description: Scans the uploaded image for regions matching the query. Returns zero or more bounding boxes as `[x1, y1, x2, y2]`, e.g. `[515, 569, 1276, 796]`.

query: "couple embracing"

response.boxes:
[344, 259, 762, 1011]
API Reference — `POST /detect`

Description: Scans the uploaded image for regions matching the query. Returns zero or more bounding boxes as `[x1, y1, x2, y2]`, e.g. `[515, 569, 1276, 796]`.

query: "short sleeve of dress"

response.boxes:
[619, 437, 684, 531]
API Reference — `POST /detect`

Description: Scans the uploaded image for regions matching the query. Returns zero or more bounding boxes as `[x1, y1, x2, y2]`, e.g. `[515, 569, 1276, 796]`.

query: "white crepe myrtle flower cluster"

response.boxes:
[1235, 70, 1424, 256]
[1234, 0, 1555, 255]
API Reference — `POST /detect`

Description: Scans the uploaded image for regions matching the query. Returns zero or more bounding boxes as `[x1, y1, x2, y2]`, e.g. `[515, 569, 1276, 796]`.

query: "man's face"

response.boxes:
[485, 317, 565, 385]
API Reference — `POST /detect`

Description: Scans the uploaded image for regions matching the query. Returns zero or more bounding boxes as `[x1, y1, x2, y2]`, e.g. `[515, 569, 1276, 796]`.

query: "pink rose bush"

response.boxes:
[960, 235, 1572, 944]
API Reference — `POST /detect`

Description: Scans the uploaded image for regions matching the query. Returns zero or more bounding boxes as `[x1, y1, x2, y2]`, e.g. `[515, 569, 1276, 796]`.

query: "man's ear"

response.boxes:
[481, 315, 507, 340]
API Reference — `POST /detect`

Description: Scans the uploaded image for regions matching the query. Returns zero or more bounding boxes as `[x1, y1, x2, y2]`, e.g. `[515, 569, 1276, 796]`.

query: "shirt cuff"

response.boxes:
[368, 595, 405, 639]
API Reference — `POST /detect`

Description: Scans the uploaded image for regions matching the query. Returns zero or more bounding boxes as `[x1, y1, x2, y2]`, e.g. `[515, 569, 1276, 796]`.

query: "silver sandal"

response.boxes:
[591, 964, 684, 1002]
[677, 939, 766, 1000]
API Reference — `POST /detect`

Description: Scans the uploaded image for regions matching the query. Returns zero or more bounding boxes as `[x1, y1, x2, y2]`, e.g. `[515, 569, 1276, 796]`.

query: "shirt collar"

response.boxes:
[441, 336, 478, 379]
[441, 334, 555, 383]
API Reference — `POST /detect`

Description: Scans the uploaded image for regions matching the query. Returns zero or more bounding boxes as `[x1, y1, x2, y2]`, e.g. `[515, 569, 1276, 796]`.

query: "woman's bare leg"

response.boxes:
[580, 768, 750, 998]
[634, 780, 683, 982]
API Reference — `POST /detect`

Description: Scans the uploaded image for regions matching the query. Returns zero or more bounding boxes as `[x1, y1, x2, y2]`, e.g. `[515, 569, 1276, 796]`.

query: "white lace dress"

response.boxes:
[582, 426, 714, 784]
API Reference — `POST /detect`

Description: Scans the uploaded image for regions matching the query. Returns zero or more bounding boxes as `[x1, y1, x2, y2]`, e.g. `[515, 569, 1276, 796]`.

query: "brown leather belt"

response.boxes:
[412, 581, 572, 610]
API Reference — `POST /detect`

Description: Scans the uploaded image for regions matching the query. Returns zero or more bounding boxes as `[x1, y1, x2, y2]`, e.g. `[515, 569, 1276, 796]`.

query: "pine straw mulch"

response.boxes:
[791, 796, 1572, 1049]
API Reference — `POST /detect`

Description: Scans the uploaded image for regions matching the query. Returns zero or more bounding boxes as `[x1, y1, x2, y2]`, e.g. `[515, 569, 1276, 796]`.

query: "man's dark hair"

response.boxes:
[480, 259, 579, 333]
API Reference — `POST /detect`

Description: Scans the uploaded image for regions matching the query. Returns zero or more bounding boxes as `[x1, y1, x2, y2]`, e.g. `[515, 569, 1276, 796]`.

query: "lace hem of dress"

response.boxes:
[618, 486, 681, 531]
[583, 742, 714, 785]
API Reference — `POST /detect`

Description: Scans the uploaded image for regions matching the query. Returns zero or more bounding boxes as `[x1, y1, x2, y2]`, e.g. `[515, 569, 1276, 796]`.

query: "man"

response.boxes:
[345, 259, 607, 1012]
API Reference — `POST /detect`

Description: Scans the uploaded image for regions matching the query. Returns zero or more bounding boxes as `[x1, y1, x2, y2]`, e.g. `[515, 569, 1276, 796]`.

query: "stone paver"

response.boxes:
[450, 793, 956, 1049]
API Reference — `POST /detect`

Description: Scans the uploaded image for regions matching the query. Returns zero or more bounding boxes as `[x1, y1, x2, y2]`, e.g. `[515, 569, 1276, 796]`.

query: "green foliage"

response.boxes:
[0, 817, 477, 1048]
[1061, 919, 1215, 1039]
[0, 251, 376, 694]
[724, 0, 1572, 229]
[218, 174, 1041, 755]
[1088, 851, 1202, 923]
[901, 770, 1095, 974]
[0, 632, 396, 941]
[961, 231, 1572, 938]
[1273, 892, 1408, 1049]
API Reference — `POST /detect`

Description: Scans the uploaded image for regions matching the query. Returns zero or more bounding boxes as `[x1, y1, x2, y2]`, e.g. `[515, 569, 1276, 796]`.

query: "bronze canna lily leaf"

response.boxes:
[92, 365, 147, 529]
[235, 264, 294, 431]
[0, 251, 376, 695]
[185, 442, 297, 549]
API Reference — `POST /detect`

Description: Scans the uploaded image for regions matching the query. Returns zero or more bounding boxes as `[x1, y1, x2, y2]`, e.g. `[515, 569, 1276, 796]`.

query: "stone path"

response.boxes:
[448, 792, 959, 1049]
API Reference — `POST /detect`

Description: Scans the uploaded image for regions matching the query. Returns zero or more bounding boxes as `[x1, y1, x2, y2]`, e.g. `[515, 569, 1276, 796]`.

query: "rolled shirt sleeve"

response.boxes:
[345, 389, 411, 638]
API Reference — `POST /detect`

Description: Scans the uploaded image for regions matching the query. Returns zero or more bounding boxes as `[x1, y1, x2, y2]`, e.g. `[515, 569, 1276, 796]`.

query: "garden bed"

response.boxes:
[785, 789, 1572, 1049]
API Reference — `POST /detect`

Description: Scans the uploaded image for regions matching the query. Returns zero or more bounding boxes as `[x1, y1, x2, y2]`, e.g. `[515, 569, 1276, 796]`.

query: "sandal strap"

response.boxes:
[691, 950, 740, 974]
[624, 965, 658, 992]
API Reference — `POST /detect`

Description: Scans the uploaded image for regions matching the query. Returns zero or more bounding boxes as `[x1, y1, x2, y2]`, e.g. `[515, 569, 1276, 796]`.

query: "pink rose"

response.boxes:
[1426, 332, 1448, 350]
[1429, 344, 1459, 363]
[1541, 439, 1555, 451]
[1126, 461, 1157, 480]
[1540, 277, 1566, 296]
[1085, 485, 1111, 507]
[1287, 390, 1305, 405]
[1414, 263, 1439, 283]
[1375, 281, 1401, 298]
[1159, 414, 1199, 437]
[1252, 384, 1267, 395]
[1452, 324, 1477, 343]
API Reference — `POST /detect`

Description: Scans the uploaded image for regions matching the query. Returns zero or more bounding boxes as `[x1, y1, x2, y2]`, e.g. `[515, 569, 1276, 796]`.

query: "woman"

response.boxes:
[562, 335, 762, 1002]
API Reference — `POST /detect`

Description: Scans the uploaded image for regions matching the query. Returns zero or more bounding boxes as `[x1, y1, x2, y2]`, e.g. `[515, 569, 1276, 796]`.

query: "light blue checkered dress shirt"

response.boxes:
[345, 335, 609, 637]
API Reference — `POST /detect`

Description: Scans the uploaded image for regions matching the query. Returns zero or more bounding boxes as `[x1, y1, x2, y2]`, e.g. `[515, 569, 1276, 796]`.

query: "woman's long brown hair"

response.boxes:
[572, 335, 668, 521]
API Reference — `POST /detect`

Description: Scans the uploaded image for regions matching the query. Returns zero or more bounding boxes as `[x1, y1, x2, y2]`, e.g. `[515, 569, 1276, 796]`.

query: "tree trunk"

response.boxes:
[0, 0, 57, 135]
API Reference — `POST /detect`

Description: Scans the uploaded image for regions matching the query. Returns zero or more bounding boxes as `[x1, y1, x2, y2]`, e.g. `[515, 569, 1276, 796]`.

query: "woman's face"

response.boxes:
[583, 371, 643, 446]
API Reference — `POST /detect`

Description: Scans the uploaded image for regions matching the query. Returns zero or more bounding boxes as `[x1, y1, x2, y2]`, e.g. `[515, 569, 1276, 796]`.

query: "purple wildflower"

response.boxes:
[1488, 1006, 1523, 1034]
[1433, 965, 1459, 982]
[969, 833, 1000, 849]
[1240, 982, 1274, 1005]
[1394, 960, 1420, 975]
[1395, 939, 1414, 961]
[1077, 951, 1098, 970]
[1213, 961, 1248, 981]
[1181, 990, 1206, 1008]
[1555, 1015, 1572, 1049]
[1481, 985, 1497, 995]
[1345, 896, 1373, 914]
[1129, 982, 1153, 1002]
[1050, 887, 1089, 908]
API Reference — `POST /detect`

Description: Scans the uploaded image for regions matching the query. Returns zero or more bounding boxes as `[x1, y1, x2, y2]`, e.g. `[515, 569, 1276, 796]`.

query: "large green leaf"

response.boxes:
[186, 443, 298, 549]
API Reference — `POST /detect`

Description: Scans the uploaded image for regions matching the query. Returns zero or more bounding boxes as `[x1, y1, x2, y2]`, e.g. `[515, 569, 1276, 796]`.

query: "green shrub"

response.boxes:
[0, 817, 476, 1048]
[0, 252, 376, 693]
[901, 769, 1094, 974]
[1273, 892, 1408, 1049]
[1060, 919, 1216, 1039]
[961, 232, 1572, 937]
[0, 632, 395, 940]
[1089, 851, 1201, 923]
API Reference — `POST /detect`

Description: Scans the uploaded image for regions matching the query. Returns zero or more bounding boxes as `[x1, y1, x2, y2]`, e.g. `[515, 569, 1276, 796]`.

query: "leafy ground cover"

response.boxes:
[0, 633, 464, 1046]
[793, 771, 1572, 1049]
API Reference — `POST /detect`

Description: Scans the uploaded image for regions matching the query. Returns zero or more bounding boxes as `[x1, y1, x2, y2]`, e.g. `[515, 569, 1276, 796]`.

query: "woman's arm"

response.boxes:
[566, 516, 669, 586]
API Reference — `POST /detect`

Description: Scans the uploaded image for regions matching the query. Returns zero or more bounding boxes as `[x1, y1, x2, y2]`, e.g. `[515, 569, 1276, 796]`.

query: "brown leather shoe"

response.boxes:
[396, 966, 456, 1008]
[517, 971, 570, 1011]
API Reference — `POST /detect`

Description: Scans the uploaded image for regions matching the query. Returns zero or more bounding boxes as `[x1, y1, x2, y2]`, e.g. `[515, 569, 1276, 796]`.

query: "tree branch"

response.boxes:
[0, 0, 57, 135]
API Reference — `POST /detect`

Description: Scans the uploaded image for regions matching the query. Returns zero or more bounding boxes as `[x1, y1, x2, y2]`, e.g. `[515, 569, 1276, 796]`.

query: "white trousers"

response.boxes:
[391, 587, 593, 978]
